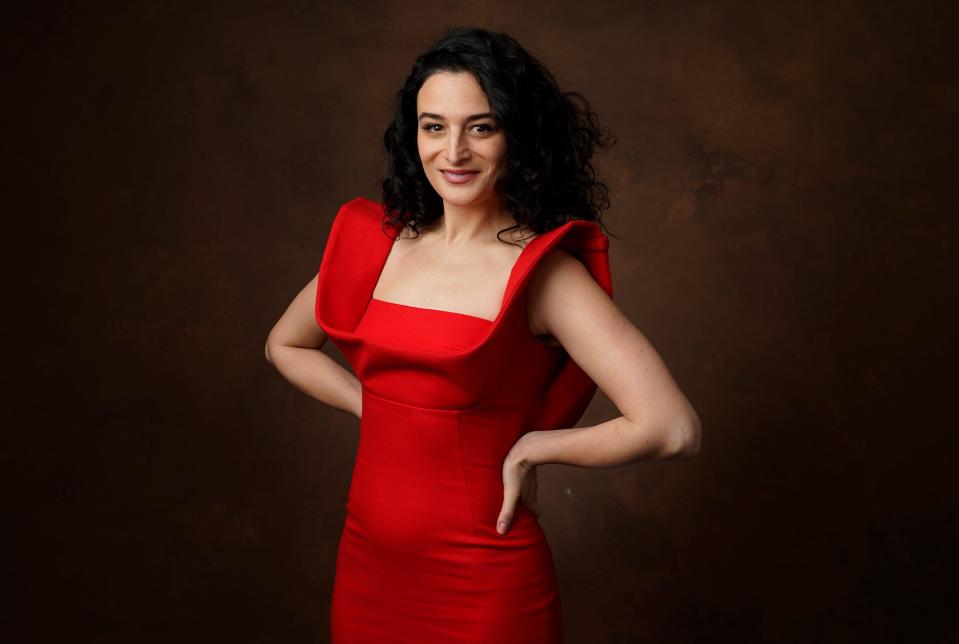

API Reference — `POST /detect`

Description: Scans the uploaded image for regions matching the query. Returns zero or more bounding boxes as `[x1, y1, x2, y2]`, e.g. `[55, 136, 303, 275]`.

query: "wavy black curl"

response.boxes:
[378, 26, 618, 246]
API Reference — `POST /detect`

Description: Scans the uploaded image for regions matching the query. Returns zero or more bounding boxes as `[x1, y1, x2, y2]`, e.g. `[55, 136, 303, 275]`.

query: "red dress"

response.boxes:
[314, 196, 613, 643]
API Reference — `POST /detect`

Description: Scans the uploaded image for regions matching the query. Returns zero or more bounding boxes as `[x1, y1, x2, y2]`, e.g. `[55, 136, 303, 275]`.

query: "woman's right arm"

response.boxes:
[264, 273, 362, 419]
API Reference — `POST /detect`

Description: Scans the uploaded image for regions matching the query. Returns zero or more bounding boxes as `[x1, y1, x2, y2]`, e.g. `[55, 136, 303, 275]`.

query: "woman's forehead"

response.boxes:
[417, 72, 490, 114]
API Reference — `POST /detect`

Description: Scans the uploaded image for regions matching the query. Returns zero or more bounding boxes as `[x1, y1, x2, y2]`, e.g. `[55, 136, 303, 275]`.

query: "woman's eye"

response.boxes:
[421, 123, 496, 134]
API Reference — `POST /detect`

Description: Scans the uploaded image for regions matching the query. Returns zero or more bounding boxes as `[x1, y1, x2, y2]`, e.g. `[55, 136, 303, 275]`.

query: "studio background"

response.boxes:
[6, 1, 955, 642]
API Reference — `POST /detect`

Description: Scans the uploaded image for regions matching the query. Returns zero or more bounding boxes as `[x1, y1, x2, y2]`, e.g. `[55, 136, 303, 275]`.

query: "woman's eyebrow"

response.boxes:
[418, 112, 495, 122]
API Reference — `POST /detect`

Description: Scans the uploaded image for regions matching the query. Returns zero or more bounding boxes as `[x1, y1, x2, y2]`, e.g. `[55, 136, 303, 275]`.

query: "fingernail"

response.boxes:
[497, 522, 508, 534]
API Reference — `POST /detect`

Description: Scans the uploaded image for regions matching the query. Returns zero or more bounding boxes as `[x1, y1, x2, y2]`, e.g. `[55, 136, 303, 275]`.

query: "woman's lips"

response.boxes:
[441, 169, 480, 185]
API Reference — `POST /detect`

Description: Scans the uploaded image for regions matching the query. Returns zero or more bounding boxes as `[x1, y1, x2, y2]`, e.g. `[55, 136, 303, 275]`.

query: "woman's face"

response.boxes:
[416, 71, 507, 210]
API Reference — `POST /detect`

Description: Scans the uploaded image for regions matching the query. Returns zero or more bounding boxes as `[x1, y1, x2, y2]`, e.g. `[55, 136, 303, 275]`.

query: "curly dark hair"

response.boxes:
[378, 26, 617, 245]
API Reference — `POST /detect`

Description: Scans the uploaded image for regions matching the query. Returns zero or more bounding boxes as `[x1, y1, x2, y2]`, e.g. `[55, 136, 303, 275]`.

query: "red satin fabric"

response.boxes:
[315, 197, 613, 643]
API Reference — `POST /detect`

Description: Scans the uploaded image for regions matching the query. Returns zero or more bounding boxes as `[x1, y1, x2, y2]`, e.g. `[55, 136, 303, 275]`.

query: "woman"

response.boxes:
[266, 27, 701, 643]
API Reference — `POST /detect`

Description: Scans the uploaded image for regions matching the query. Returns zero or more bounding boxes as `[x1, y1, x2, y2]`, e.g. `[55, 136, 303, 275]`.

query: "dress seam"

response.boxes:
[362, 384, 518, 414]
[454, 414, 480, 538]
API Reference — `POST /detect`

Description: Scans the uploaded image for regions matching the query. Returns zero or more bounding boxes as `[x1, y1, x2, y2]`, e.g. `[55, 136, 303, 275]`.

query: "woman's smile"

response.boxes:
[440, 169, 480, 184]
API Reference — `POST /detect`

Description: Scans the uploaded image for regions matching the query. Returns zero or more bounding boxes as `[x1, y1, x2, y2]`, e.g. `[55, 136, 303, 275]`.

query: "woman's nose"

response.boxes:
[446, 130, 469, 161]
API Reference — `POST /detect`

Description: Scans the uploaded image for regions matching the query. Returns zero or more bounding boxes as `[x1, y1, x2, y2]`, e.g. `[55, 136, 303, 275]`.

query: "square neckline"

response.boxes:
[314, 197, 609, 359]
[368, 225, 539, 325]
[369, 297, 496, 324]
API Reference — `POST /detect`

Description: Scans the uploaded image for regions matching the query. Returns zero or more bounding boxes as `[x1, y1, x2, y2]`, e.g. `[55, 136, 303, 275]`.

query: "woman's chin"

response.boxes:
[433, 184, 497, 208]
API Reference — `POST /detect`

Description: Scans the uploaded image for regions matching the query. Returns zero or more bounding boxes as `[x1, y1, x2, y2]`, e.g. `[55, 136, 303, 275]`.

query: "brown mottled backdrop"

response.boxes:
[5, 1, 956, 642]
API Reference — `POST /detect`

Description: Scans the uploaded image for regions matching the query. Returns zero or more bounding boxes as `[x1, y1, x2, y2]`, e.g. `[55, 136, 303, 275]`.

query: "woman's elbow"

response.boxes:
[665, 413, 702, 459]
[265, 332, 282, 364]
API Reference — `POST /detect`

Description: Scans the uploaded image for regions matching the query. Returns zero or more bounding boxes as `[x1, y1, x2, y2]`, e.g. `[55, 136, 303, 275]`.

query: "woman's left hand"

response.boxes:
[497, 432, 543, 535]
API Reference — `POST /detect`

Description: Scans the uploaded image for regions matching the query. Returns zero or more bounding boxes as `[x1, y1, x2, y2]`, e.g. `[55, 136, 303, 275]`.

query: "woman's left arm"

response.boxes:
[497, 249, 701, 534]
[526, 248, 702, 465]
[497, 249, 702, 533]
